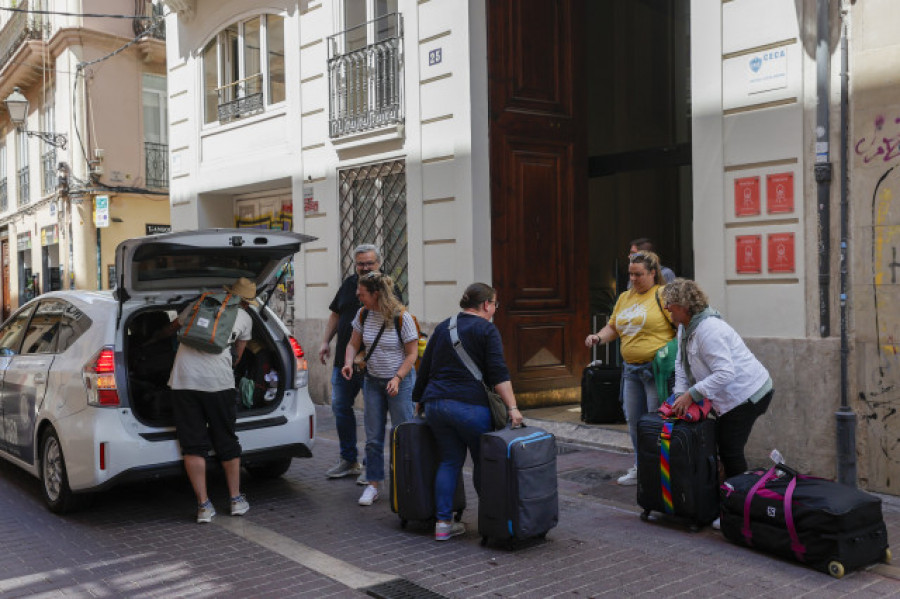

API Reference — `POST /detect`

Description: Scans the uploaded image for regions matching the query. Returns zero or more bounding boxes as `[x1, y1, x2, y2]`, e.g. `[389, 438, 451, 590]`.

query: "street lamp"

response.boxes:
[4, 87, 68, 150]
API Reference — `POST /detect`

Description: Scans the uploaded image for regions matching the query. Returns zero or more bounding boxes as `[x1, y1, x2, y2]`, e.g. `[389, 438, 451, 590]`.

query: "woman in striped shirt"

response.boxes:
[342, 272, 418, 506]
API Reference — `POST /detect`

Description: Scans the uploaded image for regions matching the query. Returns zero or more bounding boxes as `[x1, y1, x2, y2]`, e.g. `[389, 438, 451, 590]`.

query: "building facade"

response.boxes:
[162, 0, 900, 493]
[0, 0, 170, 316]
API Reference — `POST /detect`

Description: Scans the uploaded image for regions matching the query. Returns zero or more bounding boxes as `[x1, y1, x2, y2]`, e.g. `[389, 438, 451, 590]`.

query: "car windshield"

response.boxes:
[129, 243, 284, 292]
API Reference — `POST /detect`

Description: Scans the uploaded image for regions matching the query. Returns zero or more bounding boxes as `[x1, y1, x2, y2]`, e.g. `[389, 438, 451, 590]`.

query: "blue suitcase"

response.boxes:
[478, 425, 559, 548]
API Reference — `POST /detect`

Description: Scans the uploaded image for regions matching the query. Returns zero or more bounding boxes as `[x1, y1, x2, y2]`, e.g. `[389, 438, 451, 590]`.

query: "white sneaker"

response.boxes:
[617, 466, 638, 486]
[711, 517, 721, 530]
[358, 484, 379, 506]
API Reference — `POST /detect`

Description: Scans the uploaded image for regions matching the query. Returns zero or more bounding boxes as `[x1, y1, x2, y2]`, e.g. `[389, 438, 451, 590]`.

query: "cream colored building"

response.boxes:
[0, 1, 170, 318]
[162, 0, 900, 493]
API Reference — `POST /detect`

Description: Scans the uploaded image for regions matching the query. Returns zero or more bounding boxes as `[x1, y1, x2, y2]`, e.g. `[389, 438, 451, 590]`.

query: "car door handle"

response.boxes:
[34, 374, 46, 384]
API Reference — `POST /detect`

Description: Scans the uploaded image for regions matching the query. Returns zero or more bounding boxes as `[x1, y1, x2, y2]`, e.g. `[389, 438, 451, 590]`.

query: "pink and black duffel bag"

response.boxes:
[719, 464, 891, 578]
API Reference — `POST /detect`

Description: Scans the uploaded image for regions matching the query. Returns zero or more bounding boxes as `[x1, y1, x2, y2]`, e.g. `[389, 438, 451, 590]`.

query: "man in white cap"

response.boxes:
[167, 276, 255, 522]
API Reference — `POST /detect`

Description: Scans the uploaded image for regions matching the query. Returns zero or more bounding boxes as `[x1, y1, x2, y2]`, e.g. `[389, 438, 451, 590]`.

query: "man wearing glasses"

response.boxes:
[319, 244, 384, 482]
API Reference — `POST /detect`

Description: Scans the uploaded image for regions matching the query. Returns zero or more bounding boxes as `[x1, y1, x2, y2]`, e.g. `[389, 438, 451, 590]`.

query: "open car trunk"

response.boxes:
[124, 305, 289, 426]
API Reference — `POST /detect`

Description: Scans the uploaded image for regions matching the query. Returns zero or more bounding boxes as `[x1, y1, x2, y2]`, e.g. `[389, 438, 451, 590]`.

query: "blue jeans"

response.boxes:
[623, 361, 658, 460]
[362, 372, 415, 482]
[331, 367, 363, 463]
[425, 399, 491, 522]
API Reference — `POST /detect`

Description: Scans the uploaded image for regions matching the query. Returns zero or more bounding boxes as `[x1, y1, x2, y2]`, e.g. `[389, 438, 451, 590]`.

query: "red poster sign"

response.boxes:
[768, 233, 795, 273]
[734, 177, 761, 217]
[766, 172, 794, 214]
[735, 235, 762, 274]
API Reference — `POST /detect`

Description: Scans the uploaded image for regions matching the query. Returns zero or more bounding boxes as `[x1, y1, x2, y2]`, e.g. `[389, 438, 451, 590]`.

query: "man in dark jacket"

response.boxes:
[318, 244, 382, 483]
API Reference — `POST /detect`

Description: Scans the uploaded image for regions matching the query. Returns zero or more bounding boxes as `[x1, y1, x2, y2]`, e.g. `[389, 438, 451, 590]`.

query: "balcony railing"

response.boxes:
[41, 149, 56, 195]
[0, 178, 7, 212]
[145, 141, 169, 188]
[328, 13, 404, 138]
[216, 74, 264, 123]
[0, 0, 48, 70]
[17, 166, 29, 207]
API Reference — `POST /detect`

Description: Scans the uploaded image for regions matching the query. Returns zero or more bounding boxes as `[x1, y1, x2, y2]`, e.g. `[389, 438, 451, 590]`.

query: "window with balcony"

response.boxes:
[339, 159, 408, 302]
[143, 73, 168, 188]
[328, 1, 403, 138]
[16, 129, 28, 207]
[39, 92, 55, 195]
[0, 143, 7, 212]
[202, 14, 285, 125]
[0, 0, 49, 71]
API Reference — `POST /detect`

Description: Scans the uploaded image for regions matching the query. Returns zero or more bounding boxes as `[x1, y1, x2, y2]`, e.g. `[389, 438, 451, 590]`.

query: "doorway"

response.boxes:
[586, 0, 693, 322]
[487, 0, 693, 400]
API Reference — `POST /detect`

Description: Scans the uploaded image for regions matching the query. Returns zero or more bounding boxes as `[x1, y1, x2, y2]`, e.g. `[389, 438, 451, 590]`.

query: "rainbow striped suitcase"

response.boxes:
[636, 413, 719, 530]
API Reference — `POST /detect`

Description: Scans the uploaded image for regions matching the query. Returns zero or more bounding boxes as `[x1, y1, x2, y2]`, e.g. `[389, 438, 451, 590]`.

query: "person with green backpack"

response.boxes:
[166, 277, 255, 523]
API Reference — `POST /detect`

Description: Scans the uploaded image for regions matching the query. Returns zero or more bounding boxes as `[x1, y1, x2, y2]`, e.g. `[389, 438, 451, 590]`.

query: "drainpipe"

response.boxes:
[814, 0, 832, 337]
[835, 3, 857, 487]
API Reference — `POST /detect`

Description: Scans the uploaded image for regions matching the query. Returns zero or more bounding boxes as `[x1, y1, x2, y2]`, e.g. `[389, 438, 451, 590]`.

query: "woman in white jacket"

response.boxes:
[660, 279, 774, 479]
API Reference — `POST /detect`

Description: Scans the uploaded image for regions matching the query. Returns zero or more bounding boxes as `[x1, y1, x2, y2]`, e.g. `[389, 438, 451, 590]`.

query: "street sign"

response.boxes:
[95, 195, 109, 228]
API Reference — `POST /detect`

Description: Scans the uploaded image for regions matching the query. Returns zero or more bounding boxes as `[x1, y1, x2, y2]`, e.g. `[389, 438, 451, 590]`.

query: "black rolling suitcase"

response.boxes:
[478, 426, 559, 548]
[389, 418, 465, 528]
[581, 363, 624, 424]
[636, 413, 719, 530]
[720, 464, 891, 578]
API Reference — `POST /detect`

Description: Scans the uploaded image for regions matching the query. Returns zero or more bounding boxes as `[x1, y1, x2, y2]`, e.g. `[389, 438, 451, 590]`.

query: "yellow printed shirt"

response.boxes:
[609, 285, 675, 364]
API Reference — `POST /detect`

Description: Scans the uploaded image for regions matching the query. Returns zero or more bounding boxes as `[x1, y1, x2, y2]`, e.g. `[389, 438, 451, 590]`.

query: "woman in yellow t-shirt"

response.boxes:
[585, 251, 675, 485]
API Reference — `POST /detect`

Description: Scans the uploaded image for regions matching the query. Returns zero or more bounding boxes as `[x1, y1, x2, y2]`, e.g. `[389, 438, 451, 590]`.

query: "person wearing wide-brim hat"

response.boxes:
[167, 276, 255, 523]
[224, 277, 259, 307]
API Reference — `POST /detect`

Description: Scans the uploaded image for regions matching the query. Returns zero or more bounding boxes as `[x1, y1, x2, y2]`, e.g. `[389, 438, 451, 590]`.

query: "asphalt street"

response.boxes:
[0, 404, 897, 598]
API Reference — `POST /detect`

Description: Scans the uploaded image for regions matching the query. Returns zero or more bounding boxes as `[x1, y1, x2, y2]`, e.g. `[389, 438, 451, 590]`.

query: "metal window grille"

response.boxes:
[339, 160, 408, 302]
[328, 13, 403, 138]
[0, 177, 6, 212]
[17, 166, 29, 207]
[144, 142, 169, 188]
[41, 149, 56, 195]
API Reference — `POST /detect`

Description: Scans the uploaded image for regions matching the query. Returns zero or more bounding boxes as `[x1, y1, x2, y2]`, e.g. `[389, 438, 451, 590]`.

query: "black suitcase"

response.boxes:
[581, 364, 625, 424]
[720, 464, 891, 578]
[636, 413, 719, 529]
[478, 426, 559, 547]
[389, 418, 465, 527]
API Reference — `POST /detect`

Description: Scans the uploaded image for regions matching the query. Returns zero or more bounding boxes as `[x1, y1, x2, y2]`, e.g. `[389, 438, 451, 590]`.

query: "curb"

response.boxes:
[525, 415, 633, 454]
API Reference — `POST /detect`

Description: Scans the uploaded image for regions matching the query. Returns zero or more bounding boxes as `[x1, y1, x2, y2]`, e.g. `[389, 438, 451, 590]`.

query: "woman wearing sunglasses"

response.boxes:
[341, 272, 418, 507]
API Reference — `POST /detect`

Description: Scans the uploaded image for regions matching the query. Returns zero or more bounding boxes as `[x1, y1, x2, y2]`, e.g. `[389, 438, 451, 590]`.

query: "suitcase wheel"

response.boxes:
[640, 509, 651, 522]
[885, 548, 893, 565]
[827, 561, 845, 579]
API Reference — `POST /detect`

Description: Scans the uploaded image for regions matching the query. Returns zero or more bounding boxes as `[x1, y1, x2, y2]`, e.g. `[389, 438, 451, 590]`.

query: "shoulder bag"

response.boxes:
[449, 314, 508, 430]
[352, 309, 387, 374]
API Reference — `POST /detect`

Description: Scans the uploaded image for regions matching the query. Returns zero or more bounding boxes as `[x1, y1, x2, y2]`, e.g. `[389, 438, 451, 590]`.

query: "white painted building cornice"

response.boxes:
[163, 0, 195, 21]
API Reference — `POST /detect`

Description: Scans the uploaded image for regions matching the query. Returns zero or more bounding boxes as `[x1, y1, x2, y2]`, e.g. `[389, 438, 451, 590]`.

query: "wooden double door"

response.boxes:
[488, 0, 589, 400]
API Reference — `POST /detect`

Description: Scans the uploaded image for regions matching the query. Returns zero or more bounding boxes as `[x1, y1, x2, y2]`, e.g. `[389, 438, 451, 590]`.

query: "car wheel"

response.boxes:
[40, 428, 88, 514]
[246, 457, 292, 479]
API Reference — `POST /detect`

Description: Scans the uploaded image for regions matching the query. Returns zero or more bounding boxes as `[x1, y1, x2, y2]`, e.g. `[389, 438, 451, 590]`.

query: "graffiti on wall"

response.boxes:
[864, 165, 900, 485]
[855, 115, 900, 163]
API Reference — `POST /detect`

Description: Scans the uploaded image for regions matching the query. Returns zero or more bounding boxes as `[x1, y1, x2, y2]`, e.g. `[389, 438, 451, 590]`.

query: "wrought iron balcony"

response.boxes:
[17, 166, 29, 207]
[328, 13, 404, 138]
[0, 0, 48, 70]
[216, 74, 263, 123]
[145, 141, 169, 188]
[41, 149, 56, 195]
[0, 177, 7, 212]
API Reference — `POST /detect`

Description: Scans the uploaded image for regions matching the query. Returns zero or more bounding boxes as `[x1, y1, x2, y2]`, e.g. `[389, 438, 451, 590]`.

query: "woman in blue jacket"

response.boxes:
[412, 283, 522, 542]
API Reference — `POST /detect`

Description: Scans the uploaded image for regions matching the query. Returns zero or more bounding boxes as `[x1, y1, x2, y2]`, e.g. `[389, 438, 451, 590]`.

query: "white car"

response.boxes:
[0, 229, 317, 513]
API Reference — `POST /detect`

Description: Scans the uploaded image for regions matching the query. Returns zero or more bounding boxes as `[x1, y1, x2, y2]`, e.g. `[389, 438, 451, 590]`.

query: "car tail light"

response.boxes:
[84, 347, 120, 407]
[289, 336, 308, 388]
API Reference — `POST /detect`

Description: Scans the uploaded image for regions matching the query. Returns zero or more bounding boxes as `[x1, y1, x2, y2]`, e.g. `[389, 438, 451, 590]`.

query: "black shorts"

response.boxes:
[172, 388, 242, 460]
